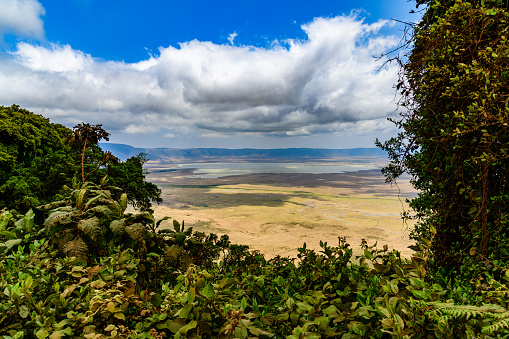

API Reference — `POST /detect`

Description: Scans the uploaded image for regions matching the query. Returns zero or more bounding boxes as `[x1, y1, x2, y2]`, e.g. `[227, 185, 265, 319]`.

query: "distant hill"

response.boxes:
[100, 143, 387, 163]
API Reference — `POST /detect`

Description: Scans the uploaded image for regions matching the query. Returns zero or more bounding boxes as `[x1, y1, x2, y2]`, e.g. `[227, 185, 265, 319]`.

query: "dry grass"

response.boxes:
[148, 167, 417, 258]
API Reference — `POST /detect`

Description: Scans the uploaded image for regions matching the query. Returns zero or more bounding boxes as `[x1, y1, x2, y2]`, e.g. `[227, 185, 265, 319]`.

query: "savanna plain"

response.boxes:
[146, 158, 417, 258]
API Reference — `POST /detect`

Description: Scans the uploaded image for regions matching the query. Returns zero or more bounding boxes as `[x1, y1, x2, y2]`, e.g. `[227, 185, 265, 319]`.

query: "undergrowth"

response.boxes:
[1, 179, 509, 338]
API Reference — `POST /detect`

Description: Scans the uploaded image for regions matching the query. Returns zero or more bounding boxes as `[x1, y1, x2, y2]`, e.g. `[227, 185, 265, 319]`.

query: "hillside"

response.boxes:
[99, 143, 387, 162]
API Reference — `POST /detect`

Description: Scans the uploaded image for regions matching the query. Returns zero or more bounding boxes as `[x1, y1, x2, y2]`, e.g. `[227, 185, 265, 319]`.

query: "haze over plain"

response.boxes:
[0, 0, 420, 149]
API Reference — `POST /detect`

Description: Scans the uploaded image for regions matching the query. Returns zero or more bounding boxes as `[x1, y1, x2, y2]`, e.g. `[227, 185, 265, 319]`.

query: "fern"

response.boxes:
[426, 301, 509, 334]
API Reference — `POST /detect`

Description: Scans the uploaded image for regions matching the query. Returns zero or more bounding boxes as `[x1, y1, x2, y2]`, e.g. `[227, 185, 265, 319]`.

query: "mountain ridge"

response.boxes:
[100, 143, 387, 163]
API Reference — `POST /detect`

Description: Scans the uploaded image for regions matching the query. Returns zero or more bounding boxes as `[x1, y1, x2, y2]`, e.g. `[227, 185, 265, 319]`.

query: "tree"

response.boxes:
[107, 153, 162, 211]
[68, 123, 117, 184]
[377, 0, 509, 274]
[0, 105, 162, 212]
[0, 105, 75, 211]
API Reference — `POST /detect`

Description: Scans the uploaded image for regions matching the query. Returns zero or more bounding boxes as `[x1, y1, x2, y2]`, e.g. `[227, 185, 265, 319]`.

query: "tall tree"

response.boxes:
[377, 0, 509, 274]
[0, 105, 75, 210]
[0, 105, 162, 213]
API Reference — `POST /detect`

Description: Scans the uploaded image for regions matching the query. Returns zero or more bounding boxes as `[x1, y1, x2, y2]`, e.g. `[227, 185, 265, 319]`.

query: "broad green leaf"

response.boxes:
[411, 289, 428, 300]
[376, 306, 391, 318]
[219, 277, 237, 289]
[77, 216, 101, 241]
[178, 303, 193, 319]
[109, 219, 126, 236]
[106, 302, 116, 313]
[114, 312, 125, 320]
[14, 209, 35, 233]
[19, 305, 29, 318]
[202, 283, 215, 299]
[0, 239, 22, 254]
[234, 326, 248, 339]
[0, 210, 13, 231]
[179, 320, 197, 334]
[35, 329, 49, 339]
[187, 287, 195, 303]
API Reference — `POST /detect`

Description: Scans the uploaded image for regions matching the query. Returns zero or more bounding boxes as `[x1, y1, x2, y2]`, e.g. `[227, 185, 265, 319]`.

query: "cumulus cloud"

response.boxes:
[0, 0, 45, 41]
[0, 14, 400, 140]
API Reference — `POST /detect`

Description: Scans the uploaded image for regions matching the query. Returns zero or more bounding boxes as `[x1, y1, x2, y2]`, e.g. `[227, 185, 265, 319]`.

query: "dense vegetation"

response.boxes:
[2, 0, 509, 337]
[0, 105, 161, 213]
[377, 0, 509, 284]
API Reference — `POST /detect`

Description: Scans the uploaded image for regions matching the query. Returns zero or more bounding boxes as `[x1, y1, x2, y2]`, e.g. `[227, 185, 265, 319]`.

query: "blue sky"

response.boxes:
[0, 0, 421, 149]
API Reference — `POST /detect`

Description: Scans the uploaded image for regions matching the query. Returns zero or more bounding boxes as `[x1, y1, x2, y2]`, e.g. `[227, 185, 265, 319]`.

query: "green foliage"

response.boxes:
[4, 197, 509, 338]
[377, 0, 509, 279]
[107, 153, 162, 212]
[68, 123, 117, 185]
[0, 105, 75, 211]
[0, 105, 161, 213]
[40, 176, 156, 261]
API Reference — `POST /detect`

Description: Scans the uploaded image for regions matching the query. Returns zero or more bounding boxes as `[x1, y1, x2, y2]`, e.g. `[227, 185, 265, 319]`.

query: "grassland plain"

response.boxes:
[147, 161, 417, 258]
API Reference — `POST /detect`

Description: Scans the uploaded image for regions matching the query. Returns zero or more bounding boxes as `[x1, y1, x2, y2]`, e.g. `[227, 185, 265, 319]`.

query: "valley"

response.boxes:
[147, 162, 417, 258]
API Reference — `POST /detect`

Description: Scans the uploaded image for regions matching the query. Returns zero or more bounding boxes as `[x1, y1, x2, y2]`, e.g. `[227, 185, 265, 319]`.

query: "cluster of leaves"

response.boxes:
[0, 105, 161, 213]
[377, 0, 509, 282]
[3, 196, 509, 338]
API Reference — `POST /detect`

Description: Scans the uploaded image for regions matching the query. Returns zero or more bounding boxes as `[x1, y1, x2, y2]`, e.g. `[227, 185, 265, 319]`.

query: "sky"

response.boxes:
[0, 0, 421, 149]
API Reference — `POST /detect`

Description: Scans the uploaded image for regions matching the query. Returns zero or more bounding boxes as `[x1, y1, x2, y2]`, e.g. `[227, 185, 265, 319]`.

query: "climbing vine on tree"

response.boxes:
[377, 0, 509, 276]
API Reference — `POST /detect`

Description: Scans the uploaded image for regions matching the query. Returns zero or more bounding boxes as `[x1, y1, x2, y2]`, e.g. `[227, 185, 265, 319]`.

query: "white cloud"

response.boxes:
[0, 13, 400, 142]
[0, 0, 45, 41]
[227, 32, 238, 45]
[13, 42, 92, 72]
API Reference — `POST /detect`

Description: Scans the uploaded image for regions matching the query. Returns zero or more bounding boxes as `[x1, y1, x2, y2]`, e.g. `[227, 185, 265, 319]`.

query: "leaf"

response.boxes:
[411, 289, 428, 300]
[114, 312, 125, 320]
[124, 281, 135, 297]
[219, 277, 237, 289]
[119, 193, 128, 213]
[107, 302, 116, 313]
[77, 216, 101, 241]
[0, 239, 22, 254]
[109, 219, 126, 236]
[125, 223, 147, 243]
[202, 283, 215, 299]
[166, 319, 186, 333]
[36, 329, 49, 339]
[178, 304, 193, 319]
[241, 296, 248, 310]
[14, 208, 35, 233]
[76, 188, 88, 211]
[234, 326, 248, 339]
[376, 306, 391, 318]
[104, 324, 116, 331]
[151, 293, 162, 307]
[61, 237, 88, 259]
[0, 210, 13, 231]
[156, 216, 171, 228]
[87, 205, 115, 219]
[173, 219, 181, 232]
[394, 314, 404, 330]
[44, 210, 76, 233]
[179, 320, 197, 334]
[19, 305, 29, 318]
